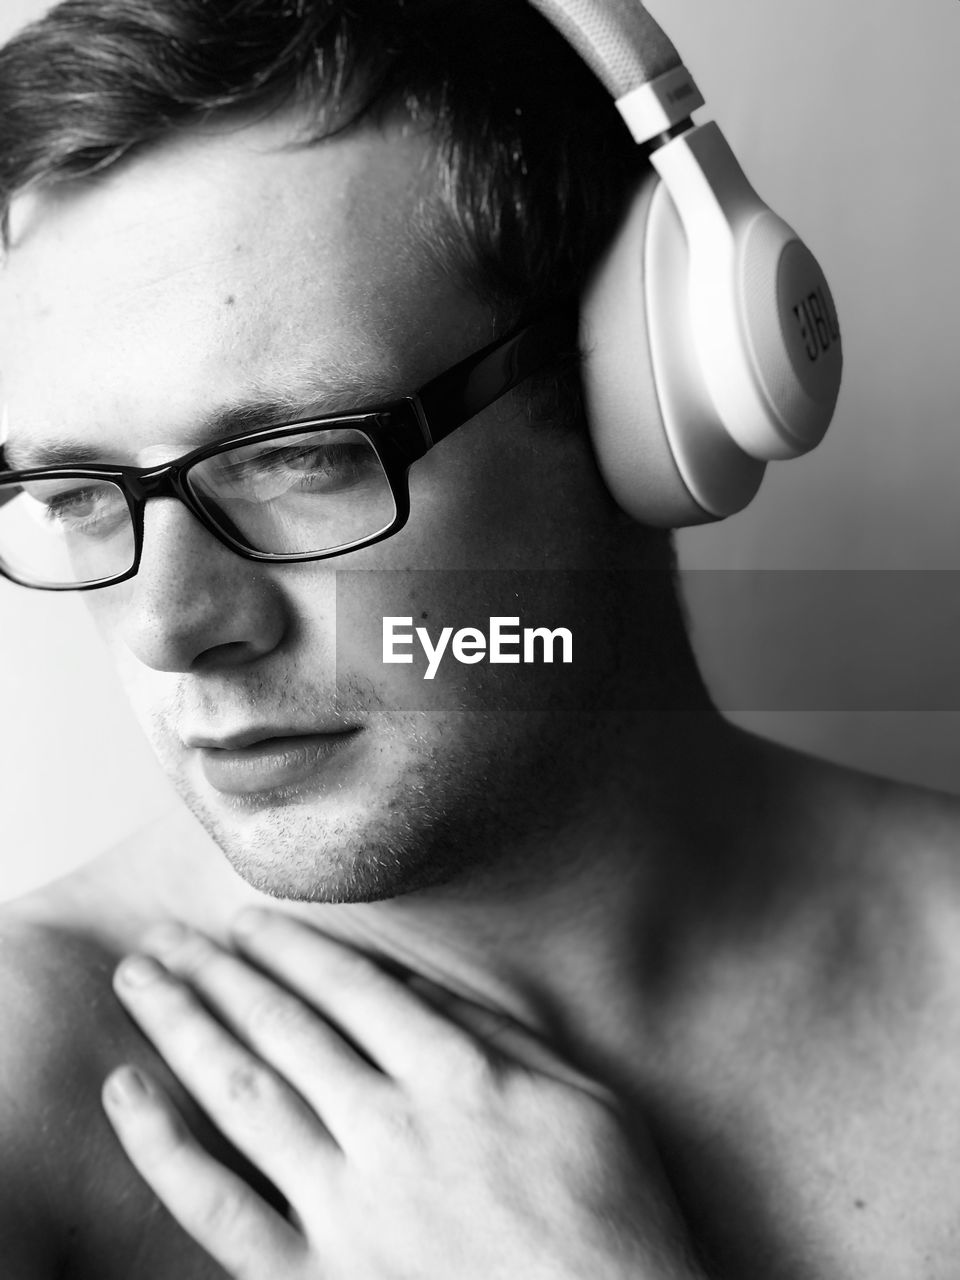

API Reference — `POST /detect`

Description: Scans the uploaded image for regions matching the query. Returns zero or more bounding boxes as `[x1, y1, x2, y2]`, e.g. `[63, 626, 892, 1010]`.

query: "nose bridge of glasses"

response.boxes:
[129, 460, 188, 502]
[128, 459, 234, 543]
[132, 458, 248, 545]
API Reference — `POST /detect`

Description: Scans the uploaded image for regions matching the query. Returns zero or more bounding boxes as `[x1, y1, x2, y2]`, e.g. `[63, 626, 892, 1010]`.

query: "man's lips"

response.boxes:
[193, 730, 362, 796]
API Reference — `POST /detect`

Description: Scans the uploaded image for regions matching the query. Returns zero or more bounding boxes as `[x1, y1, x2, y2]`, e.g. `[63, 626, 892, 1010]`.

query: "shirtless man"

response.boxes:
[2, 1, 960, 1277]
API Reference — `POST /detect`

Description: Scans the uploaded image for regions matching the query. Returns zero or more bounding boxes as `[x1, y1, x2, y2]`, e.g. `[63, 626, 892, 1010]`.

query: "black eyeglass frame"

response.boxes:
[0, 304, 579, 592]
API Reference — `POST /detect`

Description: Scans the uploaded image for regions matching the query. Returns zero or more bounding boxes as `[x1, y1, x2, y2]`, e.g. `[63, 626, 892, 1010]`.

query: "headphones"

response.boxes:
[529, 0, 843, 526]
[0, 1, 841, 534]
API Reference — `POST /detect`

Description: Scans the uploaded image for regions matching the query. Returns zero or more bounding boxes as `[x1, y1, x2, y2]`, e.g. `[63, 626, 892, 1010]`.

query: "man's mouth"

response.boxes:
[193, 730, 363, 796]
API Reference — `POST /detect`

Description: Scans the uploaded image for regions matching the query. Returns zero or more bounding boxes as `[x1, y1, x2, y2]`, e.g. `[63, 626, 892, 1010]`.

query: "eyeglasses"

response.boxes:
[0, 306, 578, 592]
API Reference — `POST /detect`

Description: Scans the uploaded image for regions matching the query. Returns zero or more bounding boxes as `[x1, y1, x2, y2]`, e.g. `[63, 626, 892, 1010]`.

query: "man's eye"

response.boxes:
[214, 440, 381, 498]
[33, 485, 127, 536]
[263, 442, 376, 488]
[44, 488, 98, 520]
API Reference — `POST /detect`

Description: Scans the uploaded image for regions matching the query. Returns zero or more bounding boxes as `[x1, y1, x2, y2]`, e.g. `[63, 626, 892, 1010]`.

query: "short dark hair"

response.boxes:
[0, 0, 646, 319]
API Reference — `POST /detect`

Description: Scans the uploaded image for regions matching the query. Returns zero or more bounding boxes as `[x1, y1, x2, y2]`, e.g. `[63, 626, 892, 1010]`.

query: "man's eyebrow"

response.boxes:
[1, 377, 402, 473]
[200, 375, 401, 437]
[2, 436, 102, 471]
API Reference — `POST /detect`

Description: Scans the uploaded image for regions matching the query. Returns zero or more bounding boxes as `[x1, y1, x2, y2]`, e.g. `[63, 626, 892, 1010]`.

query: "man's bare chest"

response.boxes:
[658, 1043, 960, 1278]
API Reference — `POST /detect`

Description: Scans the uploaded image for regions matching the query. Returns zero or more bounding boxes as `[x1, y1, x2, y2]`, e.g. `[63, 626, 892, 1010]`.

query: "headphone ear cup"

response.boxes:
[652, 124, 842, 463]
[581, 169, 766, 528]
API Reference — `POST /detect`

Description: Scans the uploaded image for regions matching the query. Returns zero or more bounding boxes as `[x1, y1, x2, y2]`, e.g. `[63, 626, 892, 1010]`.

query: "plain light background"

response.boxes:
[1, 0, 959, 901]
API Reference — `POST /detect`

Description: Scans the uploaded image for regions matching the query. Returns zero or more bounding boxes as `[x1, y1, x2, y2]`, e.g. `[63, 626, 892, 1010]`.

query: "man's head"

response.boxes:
[0, 0, 653, 319]
[0, 0, 700, 902]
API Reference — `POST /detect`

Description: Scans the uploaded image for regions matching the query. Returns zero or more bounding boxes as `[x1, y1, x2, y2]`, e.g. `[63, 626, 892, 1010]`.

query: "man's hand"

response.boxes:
[101, 912, 702, 1280]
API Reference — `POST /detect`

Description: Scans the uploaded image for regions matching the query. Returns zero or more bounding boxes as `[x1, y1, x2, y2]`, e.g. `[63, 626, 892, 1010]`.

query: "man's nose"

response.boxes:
[115, 498, 288, 673]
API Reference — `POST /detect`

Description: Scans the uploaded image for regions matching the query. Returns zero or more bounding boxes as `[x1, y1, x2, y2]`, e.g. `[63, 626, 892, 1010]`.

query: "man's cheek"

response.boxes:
[102, 644, 180, 753]
[334, 570, 591, 718]
[83, 586, 152, 688]
[335, 571, 490, 705]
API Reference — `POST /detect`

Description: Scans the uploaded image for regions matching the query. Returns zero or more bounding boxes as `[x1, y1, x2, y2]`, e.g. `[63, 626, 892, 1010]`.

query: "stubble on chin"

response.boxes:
[140, 707, 477, 902]
[144, 698, 598, 905]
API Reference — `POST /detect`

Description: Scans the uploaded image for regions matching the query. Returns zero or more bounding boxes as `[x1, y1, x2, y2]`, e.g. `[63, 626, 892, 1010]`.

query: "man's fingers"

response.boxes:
[102, 1066, 306, 1280]
[407, 978, 616, 1103]
[140, 923, 389, 1138]
[233, 912, 615, 1104]
[230, 910, 479, 1083]
[113, 952, 334, 1195]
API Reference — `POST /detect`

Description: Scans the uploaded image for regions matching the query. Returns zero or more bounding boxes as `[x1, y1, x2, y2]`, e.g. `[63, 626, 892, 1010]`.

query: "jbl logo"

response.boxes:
[793, 288, 840, 362]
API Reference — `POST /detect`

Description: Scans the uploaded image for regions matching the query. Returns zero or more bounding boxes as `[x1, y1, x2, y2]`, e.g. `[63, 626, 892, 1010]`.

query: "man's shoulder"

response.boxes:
[819, 765, 960, 998]
[780, 746, 960, 936]
[0, 846, 202, 1161]
[0, 911, 132, 1274]
[734, 749, 960, 1083]
[0, 908, 127, 1075]
[0, 902, 229, 1278]
[872, 771, 960, 949]
[0, 908, 139, 1146]
[0, 803, 248, 1125]
[896, 783, 960, 1032]
[783, 765, 960, 1101]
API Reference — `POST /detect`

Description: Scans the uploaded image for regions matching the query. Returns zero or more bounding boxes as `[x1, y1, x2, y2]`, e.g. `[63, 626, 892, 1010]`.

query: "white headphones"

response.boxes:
[528, 0, 843, 526]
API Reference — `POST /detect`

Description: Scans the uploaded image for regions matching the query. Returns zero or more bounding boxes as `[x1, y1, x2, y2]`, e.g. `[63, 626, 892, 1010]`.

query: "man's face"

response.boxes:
[0, 110, 639, 901]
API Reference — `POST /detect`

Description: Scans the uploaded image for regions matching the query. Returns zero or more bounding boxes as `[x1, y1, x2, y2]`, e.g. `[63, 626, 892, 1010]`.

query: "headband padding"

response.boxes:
[527, 0, 680, 97]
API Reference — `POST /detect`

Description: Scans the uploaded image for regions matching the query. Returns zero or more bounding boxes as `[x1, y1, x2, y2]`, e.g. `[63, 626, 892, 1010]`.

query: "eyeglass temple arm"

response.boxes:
[413, 303, 581, 446]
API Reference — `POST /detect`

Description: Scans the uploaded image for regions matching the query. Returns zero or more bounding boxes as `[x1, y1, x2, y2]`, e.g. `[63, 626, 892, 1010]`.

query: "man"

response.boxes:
[2, 0, 960, 1276]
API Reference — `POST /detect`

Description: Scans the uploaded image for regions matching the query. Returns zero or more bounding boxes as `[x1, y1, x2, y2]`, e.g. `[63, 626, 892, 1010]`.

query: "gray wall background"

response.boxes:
[2, 0, 959, 899]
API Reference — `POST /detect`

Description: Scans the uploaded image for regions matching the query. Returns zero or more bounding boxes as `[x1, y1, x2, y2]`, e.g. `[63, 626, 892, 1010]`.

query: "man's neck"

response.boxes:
[21, 713, 840, 1081]
[316, 714, 784, 1066]
[163, 713, 796, 1069]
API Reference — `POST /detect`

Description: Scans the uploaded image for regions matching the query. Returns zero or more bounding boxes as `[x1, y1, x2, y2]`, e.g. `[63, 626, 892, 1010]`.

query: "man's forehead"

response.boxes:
[0, 112, 482, 470]
[4, 124, 434, 314]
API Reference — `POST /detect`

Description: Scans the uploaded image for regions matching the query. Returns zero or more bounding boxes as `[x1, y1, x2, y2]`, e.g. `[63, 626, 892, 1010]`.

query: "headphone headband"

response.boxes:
[527, 1, 704, 144]
[526, 0, 681, 97]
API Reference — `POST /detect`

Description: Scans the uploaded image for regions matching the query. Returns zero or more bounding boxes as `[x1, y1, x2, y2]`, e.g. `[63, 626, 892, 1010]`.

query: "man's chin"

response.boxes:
[151, 698, 605, 904]
[171, 776, 486, 904]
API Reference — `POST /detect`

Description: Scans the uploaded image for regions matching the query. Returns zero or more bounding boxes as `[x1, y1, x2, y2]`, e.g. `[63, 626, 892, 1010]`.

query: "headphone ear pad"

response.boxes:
[581, 169, 766, 527]
[581, 172, 706, 527]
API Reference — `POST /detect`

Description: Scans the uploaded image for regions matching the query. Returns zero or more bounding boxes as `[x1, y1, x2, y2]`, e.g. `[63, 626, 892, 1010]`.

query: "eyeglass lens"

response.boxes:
[0, 477, 135, 587]
[0, 427, 398, 588]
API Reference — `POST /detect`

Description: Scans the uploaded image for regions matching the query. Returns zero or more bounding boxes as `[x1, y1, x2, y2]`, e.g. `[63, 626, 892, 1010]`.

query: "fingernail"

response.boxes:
[104, 1065, 152, 1108]
[142, 920, 190, 955]
[116, 954, 165, 989]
